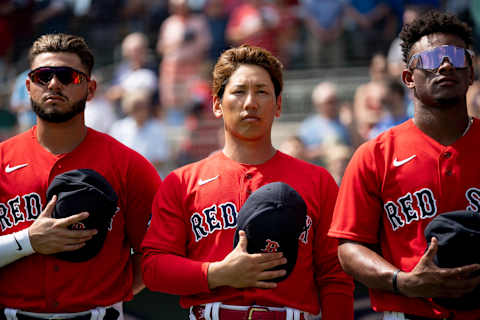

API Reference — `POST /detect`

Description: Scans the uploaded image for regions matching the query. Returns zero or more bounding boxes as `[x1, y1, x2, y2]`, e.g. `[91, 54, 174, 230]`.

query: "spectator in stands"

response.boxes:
[204, 0, 229, 63]
[226, 0, 280, 55]
[113, 32, 157, 84]
[470, 1, 480, 52]
[350, 80, 390, 147]
[156, 0, 211, 125]
[121, 0, 149, 33]
[323, 143, 352, 185]
[82, 0, 126, 67]
[301, 0, 346, 68]
[173, 71, 223, 167]
[223, 0, 243, 14]
[32, 0, 72, 36]
[274, 0, 302, 67]
[142, 0, 170, 44]
[368, 78, 409, 138]
[0, 107, 17, 142]
[0, 0, 34, 71]
[0, 3, 14, 82]
[368, 52, 389, 82]
[298, 81, 351, 165]
[467, 68, 480, 119]
[110, 89, 170, 177]
[278, 135, 308, 161]
[344, 0, 397, 62]
[106, 32, 158, 112]
[9, 70, 35, 133]
[84, 74, 118, 133]
[467, 32, 480, 119]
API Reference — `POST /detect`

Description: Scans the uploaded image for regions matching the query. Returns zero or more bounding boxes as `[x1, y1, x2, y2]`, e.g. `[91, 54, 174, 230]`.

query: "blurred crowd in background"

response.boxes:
[1, 0, 480, 184]
[2, 1, 480, 318]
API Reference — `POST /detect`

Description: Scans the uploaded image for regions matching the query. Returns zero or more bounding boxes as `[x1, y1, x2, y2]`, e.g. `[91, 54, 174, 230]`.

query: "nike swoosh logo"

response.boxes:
[393, 155, 416, 167]
[13, 234, 22, 251]
[5, 163, 29, 173]
[198, 175, 219, 186]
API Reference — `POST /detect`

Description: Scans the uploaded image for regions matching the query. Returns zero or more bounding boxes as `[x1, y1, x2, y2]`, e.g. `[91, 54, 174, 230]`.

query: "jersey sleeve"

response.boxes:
[124, 152, 162, 252]
[328, 141, 383, 244]
[141, 172, 211, 295]
[313, 171, 354, 319]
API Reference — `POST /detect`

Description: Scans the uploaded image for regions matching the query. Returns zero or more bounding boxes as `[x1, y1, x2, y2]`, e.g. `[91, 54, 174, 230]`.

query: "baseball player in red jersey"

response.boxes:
[141, 45, 354, 320]
[329, 10, 480, 320]
[0, 34, 161, 319]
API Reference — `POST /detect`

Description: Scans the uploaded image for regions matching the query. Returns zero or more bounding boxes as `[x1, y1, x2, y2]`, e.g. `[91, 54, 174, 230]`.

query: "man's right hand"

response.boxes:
[207, 230, 287, 290]
[28, 195, 98, 255]
[398, 237, 480, 298]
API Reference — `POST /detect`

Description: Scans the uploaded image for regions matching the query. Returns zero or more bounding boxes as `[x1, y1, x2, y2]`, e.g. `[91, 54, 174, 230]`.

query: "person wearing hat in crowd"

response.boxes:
[329, 10, 480, 320]
[141, 44, 354, 320]
[0, 33, 161, 320]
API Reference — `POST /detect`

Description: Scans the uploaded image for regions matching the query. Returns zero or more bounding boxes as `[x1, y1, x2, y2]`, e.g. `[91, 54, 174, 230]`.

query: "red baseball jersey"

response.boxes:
[329, 118, 480, 319]
[0, 126, 161, 312]
[142, 150, 353, 317]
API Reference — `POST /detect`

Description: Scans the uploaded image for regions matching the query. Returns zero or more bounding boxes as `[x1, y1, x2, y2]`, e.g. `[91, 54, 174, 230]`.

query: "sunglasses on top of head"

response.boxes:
[408, 45, 475, 71]
[28, 66, 90, 86]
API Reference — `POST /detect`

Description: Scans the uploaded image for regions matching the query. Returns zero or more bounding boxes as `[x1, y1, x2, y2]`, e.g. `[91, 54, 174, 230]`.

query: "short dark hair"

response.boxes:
[212, 45, 283, 99]
[399, 10, 473, 65]
[29, 33, 94, 75]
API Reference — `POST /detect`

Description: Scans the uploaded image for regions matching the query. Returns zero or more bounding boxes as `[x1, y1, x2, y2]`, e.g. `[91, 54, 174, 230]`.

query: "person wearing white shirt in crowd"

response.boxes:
[109, 89, 170, 177]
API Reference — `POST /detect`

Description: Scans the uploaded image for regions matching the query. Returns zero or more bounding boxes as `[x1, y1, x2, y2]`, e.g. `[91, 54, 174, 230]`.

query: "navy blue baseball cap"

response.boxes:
[233, 182, 307, 282]
[425, 210, 480, 310]
[46, 169, 118, 262]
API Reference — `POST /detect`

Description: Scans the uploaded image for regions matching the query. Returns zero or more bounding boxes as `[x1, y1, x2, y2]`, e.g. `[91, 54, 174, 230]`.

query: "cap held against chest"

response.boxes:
[46, 169, 118, 262]
[424, 210, 480, 310]
[233, 182, 307, 282]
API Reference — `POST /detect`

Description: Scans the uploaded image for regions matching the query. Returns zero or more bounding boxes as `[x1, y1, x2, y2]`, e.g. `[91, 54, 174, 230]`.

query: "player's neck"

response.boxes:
[413, 105, 471, 146]
[222, 136, 277, 165]
[36, 115, 88, 155]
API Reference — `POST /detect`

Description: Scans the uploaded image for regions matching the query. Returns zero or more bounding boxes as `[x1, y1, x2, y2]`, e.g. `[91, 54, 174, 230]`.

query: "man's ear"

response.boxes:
[26, 78, 31, 94]
[87, 79, 97, 101]
[402, 69, 415, 89]
[275, 94, 282, 118]
[212, 95, 223, 118]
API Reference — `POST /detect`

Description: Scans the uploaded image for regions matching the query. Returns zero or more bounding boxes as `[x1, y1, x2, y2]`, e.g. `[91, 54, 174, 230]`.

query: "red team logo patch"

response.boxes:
[70, 222, 86, 230]
[261, 239, 280, 253]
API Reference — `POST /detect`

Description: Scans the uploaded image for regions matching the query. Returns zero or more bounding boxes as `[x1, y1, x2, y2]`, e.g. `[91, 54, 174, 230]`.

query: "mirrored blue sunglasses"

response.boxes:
[408, 45, 474, 70]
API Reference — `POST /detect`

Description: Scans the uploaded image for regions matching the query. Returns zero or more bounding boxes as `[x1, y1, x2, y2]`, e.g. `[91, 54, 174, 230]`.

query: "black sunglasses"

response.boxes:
[28, 66, 90, 86]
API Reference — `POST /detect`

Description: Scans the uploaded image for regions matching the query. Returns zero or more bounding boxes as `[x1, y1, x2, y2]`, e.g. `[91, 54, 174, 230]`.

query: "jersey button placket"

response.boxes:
[243, 172, 254, 199]
[440, 148, 454, 177]
[50, 159, 65, 181]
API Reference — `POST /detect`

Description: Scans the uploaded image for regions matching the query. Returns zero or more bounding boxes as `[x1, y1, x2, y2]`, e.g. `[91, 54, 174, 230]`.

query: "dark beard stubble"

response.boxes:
[31, 97, 87, 123]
